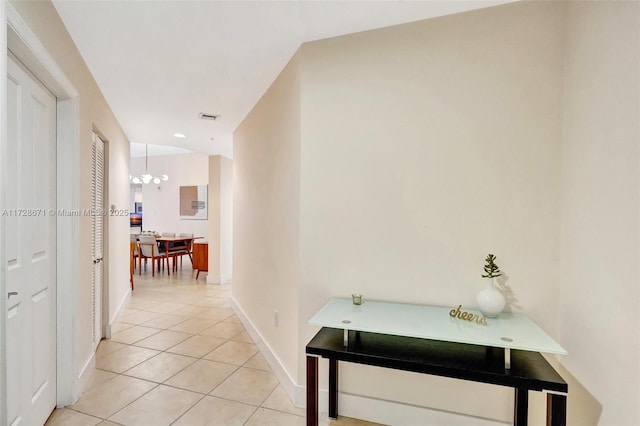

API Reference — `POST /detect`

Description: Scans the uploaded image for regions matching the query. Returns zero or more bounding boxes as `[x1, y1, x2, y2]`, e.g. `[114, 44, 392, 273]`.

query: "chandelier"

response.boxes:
[130, 144, 168, 185]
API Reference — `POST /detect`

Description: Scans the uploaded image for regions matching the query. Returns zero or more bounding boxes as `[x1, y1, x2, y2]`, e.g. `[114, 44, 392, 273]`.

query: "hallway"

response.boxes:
[45, 265, 372, 426]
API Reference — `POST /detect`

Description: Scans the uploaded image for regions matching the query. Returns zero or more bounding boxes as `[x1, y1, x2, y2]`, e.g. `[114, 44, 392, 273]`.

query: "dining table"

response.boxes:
[136, 235, 203, 276]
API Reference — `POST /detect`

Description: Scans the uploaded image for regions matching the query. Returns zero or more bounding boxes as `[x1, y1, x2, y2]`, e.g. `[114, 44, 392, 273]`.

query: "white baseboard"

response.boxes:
[207, 274, 231, 284]
[231, 296, 506, 426]
[315, 391, 508, 426]
[106, 287, 132, 338]
[76, 287, 130, 400]
[291, 386, 507, 425]
[231, 296, 299, 401]
[76, 352, 96, 397]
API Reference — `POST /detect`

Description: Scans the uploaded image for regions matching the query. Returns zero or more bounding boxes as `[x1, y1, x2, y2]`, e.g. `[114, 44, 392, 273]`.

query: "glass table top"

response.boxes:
[308, 298, 567, 355]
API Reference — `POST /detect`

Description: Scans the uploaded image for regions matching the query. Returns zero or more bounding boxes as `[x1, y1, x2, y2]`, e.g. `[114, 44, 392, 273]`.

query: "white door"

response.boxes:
[91, 132, 105, 349]
[5, 54, 57, 426]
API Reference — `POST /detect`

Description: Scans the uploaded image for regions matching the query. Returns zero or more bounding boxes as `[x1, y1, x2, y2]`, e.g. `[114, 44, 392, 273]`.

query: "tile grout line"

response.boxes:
[62, 272, 310, 426]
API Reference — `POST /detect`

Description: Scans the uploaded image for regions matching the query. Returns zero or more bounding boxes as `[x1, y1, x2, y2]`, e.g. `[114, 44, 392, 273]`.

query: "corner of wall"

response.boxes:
[107, 287, 131, 337]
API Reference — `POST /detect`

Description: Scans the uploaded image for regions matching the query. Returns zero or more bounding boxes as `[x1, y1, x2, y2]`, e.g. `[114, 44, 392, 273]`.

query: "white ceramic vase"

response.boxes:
[476, 277, 505, 318]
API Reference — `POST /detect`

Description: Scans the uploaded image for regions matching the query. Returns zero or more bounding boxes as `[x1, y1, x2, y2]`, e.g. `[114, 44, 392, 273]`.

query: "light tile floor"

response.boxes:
[45, 264, 380, 426]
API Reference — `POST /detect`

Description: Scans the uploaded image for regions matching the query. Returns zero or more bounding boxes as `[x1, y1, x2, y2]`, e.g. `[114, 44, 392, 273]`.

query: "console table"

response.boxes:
[192, 242, 208, 279]
[306, 298, 568, 426]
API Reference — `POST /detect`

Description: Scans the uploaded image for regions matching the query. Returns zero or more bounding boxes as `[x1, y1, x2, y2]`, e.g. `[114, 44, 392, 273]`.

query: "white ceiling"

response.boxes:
[130, 143, 192, 158]
[52, 0, 514, 158]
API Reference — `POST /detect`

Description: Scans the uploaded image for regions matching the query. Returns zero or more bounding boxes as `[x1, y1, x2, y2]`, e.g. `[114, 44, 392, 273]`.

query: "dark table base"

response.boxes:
[306, 328, 567, 426]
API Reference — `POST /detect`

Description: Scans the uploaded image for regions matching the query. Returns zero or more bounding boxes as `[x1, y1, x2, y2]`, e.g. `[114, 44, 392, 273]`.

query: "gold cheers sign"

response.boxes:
[449, 305, 487, 326]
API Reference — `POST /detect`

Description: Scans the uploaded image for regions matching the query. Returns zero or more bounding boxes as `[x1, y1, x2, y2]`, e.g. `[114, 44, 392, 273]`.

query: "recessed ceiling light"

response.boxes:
[173, 133, 186, 138]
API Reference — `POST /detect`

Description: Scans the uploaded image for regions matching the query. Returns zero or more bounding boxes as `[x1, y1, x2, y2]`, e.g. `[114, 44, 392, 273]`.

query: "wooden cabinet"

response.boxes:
[192, 242, 208, 279]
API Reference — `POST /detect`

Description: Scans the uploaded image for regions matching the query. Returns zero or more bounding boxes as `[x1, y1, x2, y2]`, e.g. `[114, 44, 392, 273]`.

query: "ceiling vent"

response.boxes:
[199, 113, 220, 121]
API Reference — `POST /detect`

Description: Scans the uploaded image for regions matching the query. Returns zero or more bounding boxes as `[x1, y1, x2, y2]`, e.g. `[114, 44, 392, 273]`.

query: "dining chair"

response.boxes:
[129, 241, 136, 290]
[171, 233, 194, 272]
[159, 232, 175, 252]
[138, 235, 166, 277]
[130, 234, 139, 271]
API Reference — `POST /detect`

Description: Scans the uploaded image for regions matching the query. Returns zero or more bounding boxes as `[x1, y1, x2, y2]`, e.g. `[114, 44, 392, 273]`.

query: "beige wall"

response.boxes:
[234, 1, 640, 424]
[297, 2, 564, 422]
[131, 152, 209, 239]
[233, 52, 302, 378]
[207, 155, 233, 284]
[8, 0, 131, 386]
[208, 157, 222, 281]
[220, 157, 233, 282]
[559, 1, 640, 424]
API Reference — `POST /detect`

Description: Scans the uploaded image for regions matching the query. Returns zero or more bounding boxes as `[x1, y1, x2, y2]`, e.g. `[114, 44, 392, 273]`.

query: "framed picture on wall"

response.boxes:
[135, 202, 142, 214]
[179, 185, 208, 220]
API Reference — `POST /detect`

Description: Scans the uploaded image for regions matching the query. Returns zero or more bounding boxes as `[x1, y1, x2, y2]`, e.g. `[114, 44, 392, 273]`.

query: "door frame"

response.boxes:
[1, 2, 81, 417]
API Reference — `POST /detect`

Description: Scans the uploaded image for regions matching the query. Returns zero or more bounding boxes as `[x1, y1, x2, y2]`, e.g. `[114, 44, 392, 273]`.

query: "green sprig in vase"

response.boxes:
[476, 253, 505, 318]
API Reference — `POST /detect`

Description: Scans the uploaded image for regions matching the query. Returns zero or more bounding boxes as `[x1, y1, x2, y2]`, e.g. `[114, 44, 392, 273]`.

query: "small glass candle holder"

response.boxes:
[352, 293, 363, 305]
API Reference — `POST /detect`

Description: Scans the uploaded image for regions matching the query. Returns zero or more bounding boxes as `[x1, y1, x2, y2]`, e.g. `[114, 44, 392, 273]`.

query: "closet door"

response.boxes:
[91, 132, 105, 350]
[5, 53, 57, 426]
